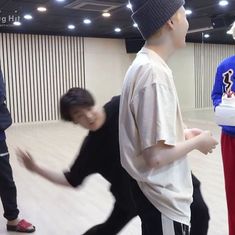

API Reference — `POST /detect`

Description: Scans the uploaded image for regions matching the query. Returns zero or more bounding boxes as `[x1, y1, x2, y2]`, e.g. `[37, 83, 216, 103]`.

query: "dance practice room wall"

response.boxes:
[0, 33, 85, 123]
[1, 32, 235, 123]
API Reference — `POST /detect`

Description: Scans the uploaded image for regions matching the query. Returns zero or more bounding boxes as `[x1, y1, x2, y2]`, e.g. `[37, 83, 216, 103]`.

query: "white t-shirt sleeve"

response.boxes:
[130, 82, 177, 151]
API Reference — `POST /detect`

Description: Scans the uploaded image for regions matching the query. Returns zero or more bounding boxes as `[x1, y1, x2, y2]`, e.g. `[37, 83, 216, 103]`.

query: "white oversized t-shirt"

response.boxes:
[119, 47, 193, 225]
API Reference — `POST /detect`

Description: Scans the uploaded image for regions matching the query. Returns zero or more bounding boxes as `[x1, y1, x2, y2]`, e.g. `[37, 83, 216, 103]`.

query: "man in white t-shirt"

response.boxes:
[119, 0, 218, 234]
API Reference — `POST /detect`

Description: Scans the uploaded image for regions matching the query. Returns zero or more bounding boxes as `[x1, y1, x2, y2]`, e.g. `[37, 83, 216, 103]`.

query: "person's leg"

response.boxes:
[0, 140, 19, 221]
[130, 179, 189, 235]
[82, 201, 136, 235]
[0, 139, 35, 232]
[190, 174, 210, 235]
[221, 133, 235, 235]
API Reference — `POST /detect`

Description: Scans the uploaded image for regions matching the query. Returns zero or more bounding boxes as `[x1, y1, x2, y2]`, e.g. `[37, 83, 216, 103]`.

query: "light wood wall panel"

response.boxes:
[0, 33, 85, 123]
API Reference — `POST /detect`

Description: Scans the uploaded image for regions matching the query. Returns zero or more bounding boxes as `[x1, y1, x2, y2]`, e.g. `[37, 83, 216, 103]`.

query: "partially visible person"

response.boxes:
[211, 22, 235, 235]
[0, 67, 35, 233]
[17, 88, 210, 235]
[17, 88, 137, 235]
[119, 0, 218, 234]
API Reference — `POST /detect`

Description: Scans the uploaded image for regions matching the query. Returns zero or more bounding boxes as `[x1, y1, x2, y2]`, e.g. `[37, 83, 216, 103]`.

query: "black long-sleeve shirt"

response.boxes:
[64, 96, 136, 212]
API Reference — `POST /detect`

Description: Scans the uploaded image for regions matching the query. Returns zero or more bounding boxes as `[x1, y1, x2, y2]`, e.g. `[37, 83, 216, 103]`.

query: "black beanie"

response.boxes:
[130, 0, 185, 40]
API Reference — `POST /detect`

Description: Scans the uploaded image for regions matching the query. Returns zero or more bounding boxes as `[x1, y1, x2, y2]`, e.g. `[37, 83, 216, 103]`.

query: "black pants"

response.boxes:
[130, 178, 190, 235]
[190, 174, 210, 235]
[130, 174, 209, 235]
[81, 173, 209, 235]
[0, 139, 19, 220]
[82, 201, 136, 235]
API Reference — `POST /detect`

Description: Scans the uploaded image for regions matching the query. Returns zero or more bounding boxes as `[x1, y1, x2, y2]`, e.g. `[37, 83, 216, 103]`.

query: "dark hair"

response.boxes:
[60, 87, 95, 121]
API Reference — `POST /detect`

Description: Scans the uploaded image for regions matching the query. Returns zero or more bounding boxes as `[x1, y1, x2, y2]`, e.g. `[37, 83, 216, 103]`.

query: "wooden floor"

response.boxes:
[0, 110, 228, 235]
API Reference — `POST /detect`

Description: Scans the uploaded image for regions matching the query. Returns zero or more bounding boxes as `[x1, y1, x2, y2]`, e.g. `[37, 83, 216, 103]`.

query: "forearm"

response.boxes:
[144, 137, 201, 168]
[33, 164, 71, 187]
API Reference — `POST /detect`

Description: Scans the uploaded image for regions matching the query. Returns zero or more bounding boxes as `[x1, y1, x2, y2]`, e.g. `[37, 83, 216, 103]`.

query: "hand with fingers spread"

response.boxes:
[16, 148, 37, 172]
[16, 148, 70, 186]
[195, 130, 218, 155]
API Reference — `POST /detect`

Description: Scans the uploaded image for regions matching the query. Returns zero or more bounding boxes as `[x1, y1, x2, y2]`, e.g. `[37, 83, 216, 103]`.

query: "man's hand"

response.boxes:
[16, 148, 37, 172]
[196, 131, 218, 155]
[184, 128, 203, 140]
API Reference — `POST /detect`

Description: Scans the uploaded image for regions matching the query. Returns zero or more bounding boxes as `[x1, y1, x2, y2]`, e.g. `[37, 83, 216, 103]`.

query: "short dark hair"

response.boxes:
[60, 87, 95, 121]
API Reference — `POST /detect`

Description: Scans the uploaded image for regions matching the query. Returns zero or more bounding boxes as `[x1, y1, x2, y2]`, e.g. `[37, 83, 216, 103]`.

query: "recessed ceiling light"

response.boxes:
[133, 23, 138, 28]
[204, 34, 210, 38]
[68, 24, 75, 30]
[83, 19, 91, 24]
[37, 7, 47, 12]
[219, 0, 229, 6]
[127, 3, 132, 9]
[13, 21, 21, 26]
[56, 0, 65, 2]
[115, 27, 121, 32]
[24, 14, 33, 20]
[185, 9, 192, 15]
[102, 12, 111, 18]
